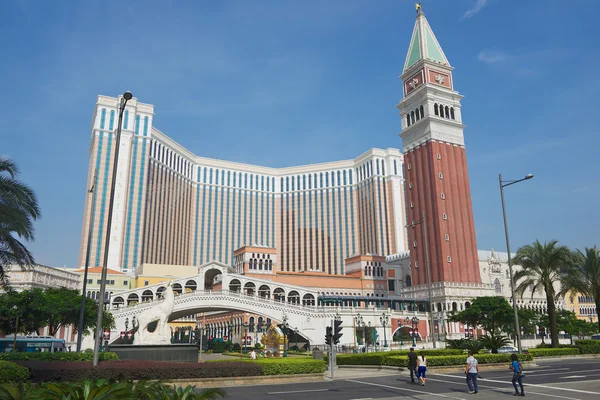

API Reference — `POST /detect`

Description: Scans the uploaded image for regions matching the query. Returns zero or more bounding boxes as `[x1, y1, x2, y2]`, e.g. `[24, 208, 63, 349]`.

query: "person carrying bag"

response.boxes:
[510, 353, 525, 396]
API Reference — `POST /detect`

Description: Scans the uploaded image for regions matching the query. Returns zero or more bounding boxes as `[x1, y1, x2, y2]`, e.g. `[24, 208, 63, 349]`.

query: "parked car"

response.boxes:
[496, 346, 529, 354]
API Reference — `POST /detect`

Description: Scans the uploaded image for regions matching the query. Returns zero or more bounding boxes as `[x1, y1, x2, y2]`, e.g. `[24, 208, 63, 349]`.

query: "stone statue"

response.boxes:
[133, 281, 175, 345]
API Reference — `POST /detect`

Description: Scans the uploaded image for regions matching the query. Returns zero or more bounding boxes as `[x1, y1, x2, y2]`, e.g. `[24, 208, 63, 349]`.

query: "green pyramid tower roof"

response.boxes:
[403, 10, 450, 74]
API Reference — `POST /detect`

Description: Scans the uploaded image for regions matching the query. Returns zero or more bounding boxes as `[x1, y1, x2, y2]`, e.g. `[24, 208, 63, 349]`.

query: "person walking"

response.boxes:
[407, 347, 418, 383]
[465, 351, 479, 394]
[417, 351, 427, 386]
[510, 353, 525, 396]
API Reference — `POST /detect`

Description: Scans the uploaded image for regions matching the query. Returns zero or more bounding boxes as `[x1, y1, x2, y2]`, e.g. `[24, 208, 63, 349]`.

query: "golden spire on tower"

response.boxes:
[415, 2, 422, 13]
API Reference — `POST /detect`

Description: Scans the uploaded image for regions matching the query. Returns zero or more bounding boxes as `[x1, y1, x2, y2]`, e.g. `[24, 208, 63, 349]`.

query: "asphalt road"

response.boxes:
[221, 358, 600, 400]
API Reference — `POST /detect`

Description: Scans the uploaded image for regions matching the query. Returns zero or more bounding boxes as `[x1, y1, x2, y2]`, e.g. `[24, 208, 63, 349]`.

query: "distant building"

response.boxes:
[71, 266, 131, 302]
[3, 264, 79, 292]
[478, 249, 564, 313]
[2, 264, 81, 348]
[564, 292, 598, 324]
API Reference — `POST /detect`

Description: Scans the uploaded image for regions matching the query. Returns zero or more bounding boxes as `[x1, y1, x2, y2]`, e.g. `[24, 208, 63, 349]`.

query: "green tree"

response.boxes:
[0, 289, 47, 335]
[504, 308, 543, 337]
[513, 240, 572, 347]
[541, 310, 597, 341]
[449, 296, 513, 334]
[479, 334, 511, 353]
[0, 158, 41, 286]
[561, 246, 600, 333]
[450, 297, 514, 353]
[0, 288, 114, 336]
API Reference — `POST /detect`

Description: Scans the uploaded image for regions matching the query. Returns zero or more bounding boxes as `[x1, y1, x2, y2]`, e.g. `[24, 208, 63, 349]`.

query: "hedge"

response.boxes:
[20, 360, 263, 383]
[576, 340, 600, 355]
[0, 361, 30, 383]
[535, 343, 578, 349]
[333, 349, 463, 366]
[387, 349, 464, 357]
[527, 348, 580, 357]
[333, 352, 533, 367]
[386, 353, 533, 367]
[0, 352, 119, 362]
[256, 358, 326, 375]
[335, 353, 387, 366]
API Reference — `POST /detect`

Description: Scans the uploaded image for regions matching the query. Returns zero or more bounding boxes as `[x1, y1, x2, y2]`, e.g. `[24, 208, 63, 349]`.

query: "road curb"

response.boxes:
[532, 354, 600, 360]
[164, 373, 325, 388]
[338, 365, 403, 371]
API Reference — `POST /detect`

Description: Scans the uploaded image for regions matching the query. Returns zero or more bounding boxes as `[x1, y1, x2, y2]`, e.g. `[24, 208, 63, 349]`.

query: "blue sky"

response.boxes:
[1, 0, 598, 269]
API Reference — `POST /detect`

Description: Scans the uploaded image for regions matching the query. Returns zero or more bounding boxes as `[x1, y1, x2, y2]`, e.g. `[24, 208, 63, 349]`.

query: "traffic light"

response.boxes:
[325, 326, 332, 346]
[333, 320, 343, 344]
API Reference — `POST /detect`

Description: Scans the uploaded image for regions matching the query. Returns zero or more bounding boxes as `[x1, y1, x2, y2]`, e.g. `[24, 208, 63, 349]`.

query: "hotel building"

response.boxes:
[79, 99, 409, 275]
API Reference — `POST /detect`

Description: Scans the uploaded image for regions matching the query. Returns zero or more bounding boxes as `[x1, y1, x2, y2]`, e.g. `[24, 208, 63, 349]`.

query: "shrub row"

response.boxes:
[334, 352, 533, 367]
[535, 343, 578, 349]
[256, 358, 326, 375]
[19, 360, 263, 383]
[18, 358, 325, 382]
[387, 349, 464, 357]
[0, 352, 119, 362]
[527, 348, 581, 357]
[576, 340, 600, 355]
[0, 361, 30, 383]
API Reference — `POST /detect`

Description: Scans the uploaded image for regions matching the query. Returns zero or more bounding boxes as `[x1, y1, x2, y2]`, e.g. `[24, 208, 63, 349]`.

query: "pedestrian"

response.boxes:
[250, 349, 257, 360]
[510, 353, 525, 396]
[465, 351, 479, 394]
[417, 351, 427, 386]
[407, 347, 418, 383]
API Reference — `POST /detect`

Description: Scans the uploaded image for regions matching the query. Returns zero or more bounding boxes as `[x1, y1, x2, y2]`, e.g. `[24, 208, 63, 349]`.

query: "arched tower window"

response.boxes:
[405, 275, 412, 287]
[434, 103, 439, 116]
[407, 115, 411, 127]
[411, 111, 415, 124]
[450, 107, 455, 120]
[494, 278, 502, 293]
[420, 105, 424, 118]
[445, 106, 450, 118]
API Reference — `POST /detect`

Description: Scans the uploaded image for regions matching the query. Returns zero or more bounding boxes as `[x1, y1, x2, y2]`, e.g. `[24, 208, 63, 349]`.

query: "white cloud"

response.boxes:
[463, 0, 489, 19]
[477, 50, 507, 64]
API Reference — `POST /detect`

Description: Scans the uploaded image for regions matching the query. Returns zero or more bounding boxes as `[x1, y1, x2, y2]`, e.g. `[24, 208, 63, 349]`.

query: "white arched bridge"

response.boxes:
[99, 262, 430, 347]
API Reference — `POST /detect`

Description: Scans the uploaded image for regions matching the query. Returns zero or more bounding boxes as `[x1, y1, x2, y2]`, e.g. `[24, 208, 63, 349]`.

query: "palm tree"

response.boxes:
[561, 246, 600, 333]
[0, 157, 40, 285]
[513, 240, 572, 347]
[479, 334, 511, 354]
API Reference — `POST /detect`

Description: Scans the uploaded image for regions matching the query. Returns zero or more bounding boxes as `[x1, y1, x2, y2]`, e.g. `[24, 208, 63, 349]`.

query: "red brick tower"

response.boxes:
[398, 9, 481, 286]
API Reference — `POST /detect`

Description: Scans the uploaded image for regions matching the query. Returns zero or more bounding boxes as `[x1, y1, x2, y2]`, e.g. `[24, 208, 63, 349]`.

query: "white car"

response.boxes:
[497, 346, 519, 354]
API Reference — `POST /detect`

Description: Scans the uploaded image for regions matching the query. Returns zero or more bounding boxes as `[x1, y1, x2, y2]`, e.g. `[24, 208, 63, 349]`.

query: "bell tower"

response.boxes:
[398, 8, 481, 286]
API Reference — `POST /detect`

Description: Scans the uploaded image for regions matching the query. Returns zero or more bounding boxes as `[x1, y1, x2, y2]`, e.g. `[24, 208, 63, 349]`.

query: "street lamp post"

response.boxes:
[411, 316, 419, 347]
[196, 320, 203, 362]
[281, 315, 289, 357]
[380, 312, 389, 347]
[77, 168, 98, 352]
[12, 305, 19, 352]
[408, 213, 436, 348]
[242, 322, 249, 354]
[355, 313, 365, 350]
[124, 317, 129, 345]
[499, 173, 534, 355]
[93, 91, 133, 367]
[397, 320, 404, 347]
[260, 322, 267, 350]
[227, 321, 233, 351]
